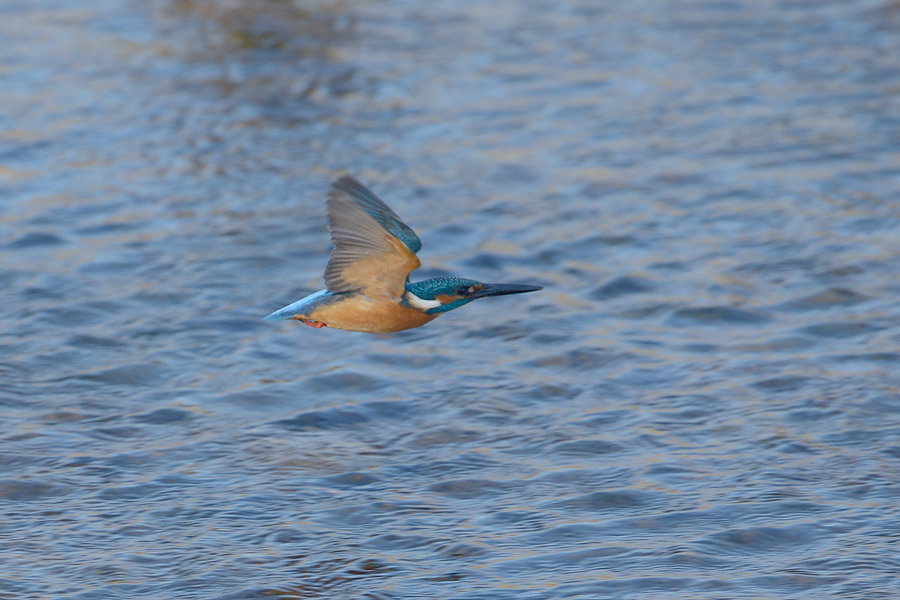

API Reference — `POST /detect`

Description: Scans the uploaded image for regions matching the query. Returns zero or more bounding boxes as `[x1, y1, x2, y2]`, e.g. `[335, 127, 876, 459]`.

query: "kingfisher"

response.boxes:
[264, 176, 542, 333]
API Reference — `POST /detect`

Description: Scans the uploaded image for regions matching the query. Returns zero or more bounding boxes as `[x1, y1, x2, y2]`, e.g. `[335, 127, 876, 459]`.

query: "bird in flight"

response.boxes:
[264, 177, 542, 333]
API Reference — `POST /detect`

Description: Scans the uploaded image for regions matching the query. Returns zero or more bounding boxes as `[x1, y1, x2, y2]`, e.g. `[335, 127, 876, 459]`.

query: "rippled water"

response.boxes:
[3, 0, 900, 598]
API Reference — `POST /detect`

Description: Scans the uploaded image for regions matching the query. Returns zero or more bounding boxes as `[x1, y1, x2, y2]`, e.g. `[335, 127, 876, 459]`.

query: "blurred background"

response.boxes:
[2, 0, 900, 598]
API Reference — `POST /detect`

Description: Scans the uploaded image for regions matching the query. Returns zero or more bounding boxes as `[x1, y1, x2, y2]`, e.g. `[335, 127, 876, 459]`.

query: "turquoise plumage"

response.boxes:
[265, 177, 541, 333]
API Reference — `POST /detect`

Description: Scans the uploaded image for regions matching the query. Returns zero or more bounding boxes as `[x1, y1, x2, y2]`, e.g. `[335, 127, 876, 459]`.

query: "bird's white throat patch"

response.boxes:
[406, 291, 441, 310]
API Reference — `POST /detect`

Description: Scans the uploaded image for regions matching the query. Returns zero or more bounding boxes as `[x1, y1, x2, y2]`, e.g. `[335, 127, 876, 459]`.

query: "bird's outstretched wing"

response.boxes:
[324, 177, 422, 297]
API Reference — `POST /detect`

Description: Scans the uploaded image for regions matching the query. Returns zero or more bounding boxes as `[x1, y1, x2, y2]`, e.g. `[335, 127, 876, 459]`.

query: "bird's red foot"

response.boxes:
[301, 319, 326, 328]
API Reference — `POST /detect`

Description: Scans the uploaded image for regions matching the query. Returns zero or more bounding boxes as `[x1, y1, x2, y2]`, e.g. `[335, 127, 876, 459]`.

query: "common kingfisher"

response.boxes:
[264, 176, 542, 333]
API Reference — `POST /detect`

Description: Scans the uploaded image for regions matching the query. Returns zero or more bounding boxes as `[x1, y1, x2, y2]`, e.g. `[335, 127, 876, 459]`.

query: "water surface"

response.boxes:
[2, 0, 900, 598]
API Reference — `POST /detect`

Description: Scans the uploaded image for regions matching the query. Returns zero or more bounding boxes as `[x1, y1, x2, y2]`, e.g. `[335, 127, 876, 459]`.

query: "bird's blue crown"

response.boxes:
[405, 277, 481, 314]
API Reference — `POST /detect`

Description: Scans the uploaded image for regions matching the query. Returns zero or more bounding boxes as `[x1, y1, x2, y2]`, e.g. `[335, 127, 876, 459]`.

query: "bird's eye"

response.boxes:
[459, 286, 476, 296]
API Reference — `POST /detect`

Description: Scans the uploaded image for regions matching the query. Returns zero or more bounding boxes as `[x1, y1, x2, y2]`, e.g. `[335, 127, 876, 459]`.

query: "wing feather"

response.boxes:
[324, 177, 421, 297]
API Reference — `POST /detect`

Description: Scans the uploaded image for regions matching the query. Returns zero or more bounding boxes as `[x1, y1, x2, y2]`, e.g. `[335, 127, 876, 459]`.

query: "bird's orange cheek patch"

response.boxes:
[435, 294, 461, 304]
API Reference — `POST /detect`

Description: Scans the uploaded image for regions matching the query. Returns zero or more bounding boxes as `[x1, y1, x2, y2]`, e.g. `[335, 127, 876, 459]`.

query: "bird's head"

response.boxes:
[405, 277, 542, 314]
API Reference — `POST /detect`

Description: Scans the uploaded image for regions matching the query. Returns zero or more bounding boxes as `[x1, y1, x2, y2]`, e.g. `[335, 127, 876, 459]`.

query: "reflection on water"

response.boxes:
[158, 0, 360, 104]
[3, 0, 900, 598]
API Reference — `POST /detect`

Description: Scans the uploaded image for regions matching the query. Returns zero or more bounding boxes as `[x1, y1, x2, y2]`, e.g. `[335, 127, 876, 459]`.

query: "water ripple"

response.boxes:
[3, 0, 900, 598]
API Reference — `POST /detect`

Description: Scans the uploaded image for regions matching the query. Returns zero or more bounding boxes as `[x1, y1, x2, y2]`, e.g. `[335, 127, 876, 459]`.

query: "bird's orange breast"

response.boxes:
[307, 295, 438, 333]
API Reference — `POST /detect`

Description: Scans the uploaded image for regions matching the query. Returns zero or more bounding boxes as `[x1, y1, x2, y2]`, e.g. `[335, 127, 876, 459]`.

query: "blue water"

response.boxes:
[3, 0, 900, 598]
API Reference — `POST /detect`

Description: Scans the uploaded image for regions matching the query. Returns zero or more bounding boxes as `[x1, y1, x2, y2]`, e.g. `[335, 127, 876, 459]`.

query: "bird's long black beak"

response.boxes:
[473, 283, 543, 299]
